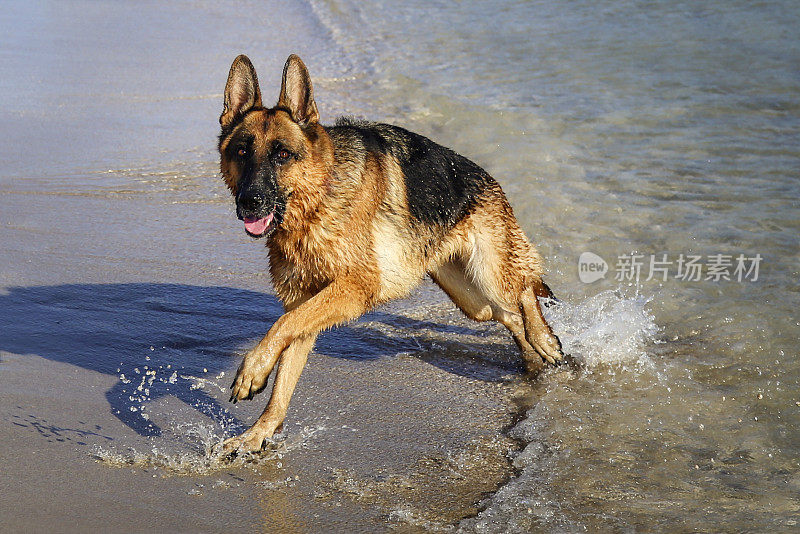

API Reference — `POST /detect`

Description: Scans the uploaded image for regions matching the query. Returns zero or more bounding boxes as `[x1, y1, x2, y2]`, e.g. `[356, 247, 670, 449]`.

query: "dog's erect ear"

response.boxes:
[277, 54, 319, 125]
[220, 55, 262, 128]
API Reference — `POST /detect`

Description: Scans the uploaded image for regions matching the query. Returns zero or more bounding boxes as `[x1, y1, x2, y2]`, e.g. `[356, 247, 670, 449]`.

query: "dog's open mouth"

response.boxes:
[243, 211, 276, 238]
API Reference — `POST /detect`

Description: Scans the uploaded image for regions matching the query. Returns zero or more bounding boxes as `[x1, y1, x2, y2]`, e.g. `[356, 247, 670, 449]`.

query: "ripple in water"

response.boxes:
[461, 289, 661, 533]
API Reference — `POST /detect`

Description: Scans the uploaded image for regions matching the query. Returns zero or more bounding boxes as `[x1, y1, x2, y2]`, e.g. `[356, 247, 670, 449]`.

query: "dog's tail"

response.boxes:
[532, 278, 559, 303]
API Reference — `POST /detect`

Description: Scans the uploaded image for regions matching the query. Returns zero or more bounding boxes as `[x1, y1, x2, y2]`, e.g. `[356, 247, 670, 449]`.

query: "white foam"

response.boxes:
[544, 289, 659, 372]
[92, 423, 326, 476]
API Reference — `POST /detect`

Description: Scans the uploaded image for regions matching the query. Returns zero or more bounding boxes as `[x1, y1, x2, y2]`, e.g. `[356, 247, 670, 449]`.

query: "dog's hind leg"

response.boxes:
[520, 277, 563, 366]
[431, 258, 544, 372]
[455, 209, 563, 373]
[430, 259, 494, 322]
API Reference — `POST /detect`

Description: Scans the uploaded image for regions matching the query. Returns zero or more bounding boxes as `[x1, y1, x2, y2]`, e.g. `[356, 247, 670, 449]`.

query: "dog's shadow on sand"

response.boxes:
[0, 283, 521, 437]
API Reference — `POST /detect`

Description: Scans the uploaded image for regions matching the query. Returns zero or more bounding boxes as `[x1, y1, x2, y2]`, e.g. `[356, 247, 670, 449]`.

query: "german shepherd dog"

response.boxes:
[218, 54, 563, 451]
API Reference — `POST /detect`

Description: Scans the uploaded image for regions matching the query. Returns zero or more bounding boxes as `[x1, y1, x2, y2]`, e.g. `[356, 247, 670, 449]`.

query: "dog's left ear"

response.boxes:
[220, 55, 262, 128]
[278, 54, 319, 125]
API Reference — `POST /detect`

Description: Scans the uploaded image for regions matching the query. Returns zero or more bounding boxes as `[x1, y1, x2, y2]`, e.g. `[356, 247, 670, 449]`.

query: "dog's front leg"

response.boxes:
[225, 277, 374, 451]
[228, 294, 313, 404]
[223, 333, 317, 452]
[228, 322, 294, 404]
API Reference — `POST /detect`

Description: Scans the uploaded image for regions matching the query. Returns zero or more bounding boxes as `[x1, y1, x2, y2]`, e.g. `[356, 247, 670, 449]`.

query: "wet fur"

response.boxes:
[217, 54, 563, 452]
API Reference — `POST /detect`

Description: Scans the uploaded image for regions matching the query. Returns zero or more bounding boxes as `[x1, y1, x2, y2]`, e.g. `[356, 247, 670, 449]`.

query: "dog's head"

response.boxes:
[218, 54, 328, 238]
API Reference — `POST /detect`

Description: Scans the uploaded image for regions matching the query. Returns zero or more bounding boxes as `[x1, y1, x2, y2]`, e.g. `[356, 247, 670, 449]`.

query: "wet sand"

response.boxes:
[1, 333, 520, 531]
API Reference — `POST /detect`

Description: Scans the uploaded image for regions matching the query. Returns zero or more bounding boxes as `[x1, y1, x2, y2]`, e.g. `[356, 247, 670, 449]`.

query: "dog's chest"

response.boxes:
[269, 224, 351, 294]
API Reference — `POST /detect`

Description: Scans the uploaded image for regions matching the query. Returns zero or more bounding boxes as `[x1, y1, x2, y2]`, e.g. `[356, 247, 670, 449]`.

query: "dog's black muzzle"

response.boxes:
[236, 190, 269, 220]
[235, 166, 279, 218]
[235, 170, 285, 238]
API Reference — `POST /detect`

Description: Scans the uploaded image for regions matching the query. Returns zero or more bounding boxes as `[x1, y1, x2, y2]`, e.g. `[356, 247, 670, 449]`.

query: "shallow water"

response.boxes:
[1, 0, 798, 531]
[309, 1, 800, 529]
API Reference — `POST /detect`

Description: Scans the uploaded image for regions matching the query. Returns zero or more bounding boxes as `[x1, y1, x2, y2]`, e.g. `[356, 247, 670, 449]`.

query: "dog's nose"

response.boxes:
[238, 192, 264, 213]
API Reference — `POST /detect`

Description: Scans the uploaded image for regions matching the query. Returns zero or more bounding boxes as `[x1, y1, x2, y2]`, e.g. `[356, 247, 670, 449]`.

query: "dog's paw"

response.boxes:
[229, 356, 268, 402]
[221, 420, 284, 454]
[221, 429, 268, 453]
[521, 329, 563, 371]
[532, 330, 564, 365]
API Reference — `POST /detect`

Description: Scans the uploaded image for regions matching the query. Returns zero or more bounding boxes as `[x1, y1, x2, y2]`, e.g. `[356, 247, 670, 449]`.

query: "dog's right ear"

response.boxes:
[220, 55, 262, 128]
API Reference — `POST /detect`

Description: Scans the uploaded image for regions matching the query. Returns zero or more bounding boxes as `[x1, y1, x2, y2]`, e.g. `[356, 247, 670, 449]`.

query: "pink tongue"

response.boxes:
[243, 213, 274, 235]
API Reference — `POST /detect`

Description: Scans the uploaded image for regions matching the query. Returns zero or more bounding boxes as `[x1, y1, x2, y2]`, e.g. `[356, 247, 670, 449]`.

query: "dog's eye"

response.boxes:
[237, 148, 247, 158]
[277, 149, 291, 161]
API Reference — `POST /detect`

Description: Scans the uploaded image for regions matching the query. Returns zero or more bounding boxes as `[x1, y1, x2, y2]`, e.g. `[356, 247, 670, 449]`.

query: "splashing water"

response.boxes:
[95, 359, 327, 475]
[545, 289, 660, 372]
[92, 423, 326, 476]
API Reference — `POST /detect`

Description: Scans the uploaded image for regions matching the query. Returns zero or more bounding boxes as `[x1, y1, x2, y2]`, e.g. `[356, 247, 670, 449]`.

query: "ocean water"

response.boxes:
[1, 0, 798, 531]
[308, 0, 800, 530]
